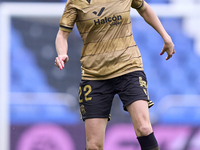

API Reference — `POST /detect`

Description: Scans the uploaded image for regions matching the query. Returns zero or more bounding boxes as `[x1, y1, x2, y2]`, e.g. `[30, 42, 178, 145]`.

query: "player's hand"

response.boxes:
[160, 39, 175, 60]
[55, 54, 69, 70]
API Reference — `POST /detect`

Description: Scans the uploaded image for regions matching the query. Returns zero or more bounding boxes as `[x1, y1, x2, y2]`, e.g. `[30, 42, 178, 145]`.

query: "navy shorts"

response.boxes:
[78, 71, 154, 121]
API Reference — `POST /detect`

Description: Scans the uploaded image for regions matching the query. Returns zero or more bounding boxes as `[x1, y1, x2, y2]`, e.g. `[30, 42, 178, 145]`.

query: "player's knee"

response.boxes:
[86, 144, 103, 150]
[86, 140, 104, 150]
[136, 124, 152, 136]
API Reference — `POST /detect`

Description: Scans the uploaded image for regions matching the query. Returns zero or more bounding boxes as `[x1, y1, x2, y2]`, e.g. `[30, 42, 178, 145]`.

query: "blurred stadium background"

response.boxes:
[0, 0, 200, 150]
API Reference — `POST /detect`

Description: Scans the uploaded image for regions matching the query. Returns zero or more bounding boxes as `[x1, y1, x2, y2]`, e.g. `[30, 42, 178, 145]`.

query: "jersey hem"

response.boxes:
[81, 68, 144, 80]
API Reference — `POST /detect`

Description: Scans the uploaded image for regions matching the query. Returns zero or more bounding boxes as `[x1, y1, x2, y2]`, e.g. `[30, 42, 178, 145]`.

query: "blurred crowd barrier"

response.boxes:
[11, 123, 200, 150]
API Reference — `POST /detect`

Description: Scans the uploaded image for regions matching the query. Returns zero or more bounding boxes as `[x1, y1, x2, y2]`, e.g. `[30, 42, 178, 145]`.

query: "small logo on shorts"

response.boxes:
[139, 77, 148, 96]
[80, 105, 86, 116]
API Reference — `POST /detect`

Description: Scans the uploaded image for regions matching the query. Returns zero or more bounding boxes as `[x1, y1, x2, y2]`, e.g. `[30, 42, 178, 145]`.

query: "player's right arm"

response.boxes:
[55, 0, 77, 70]
[55, 30, 70, 70]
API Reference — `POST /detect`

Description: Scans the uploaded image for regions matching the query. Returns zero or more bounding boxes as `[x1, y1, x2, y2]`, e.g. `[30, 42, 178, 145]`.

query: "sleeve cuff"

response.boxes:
[59, 25, 73, 33]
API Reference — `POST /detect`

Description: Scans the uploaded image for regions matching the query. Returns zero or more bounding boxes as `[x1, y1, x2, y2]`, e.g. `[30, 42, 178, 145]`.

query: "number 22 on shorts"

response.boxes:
[79, 85, 92, 103]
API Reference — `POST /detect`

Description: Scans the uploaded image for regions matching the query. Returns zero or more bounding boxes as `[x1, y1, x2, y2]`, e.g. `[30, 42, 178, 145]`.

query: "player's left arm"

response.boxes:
[136, 1, 175, 60]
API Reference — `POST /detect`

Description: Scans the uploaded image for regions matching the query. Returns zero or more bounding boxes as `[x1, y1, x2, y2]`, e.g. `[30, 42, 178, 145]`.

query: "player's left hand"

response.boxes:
[160, 39, 175, 60]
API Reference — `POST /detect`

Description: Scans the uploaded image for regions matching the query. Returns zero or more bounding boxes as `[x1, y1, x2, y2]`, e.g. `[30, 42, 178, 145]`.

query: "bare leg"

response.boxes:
[85, 118, 108, 150]
[126, 100, 159, 150]
[126, 100, 153, 136]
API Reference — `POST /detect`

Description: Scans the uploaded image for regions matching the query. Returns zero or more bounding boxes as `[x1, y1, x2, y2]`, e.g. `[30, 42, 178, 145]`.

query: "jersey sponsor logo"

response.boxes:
[86, 0, 91, 4]
[93, 7, 105, 16]
[93, 7, 122, 26]
[94, 15, 122, 26]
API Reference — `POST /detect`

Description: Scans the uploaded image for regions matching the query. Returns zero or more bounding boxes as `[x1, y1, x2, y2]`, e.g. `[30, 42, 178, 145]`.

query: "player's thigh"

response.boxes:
[117, 71, 154, 111]
[85, 118, 108, 145]
[126, 100, 153, 137]
[79, 79, 115, 121]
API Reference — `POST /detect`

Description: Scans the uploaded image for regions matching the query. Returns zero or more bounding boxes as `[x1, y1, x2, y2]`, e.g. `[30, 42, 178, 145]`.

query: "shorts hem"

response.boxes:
[123, 99, 150, 111]
[81, 115, 111, 121]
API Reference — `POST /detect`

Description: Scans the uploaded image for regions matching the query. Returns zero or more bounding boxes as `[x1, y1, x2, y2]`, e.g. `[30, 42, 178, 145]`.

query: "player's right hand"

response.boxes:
[55, 54, 69, 70]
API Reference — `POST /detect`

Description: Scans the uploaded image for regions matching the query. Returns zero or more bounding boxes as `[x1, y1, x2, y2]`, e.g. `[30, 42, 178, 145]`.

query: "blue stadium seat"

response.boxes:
[10, 27, 55, 92]
[10, 27, 80, 124]
[10, 104, 79, 124]
[145, 0, 169, 3]
[132, 16, 200, 124]
[10, 13, 200, 124]
[160, 18, 183, 33]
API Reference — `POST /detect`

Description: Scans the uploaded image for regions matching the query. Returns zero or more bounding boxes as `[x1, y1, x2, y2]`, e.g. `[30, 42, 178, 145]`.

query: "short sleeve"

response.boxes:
[59, 0, 77, 33]
[131, 0, 144, 9]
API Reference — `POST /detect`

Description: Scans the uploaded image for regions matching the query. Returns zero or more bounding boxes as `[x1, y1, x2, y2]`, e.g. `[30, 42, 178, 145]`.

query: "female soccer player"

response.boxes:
[55, 0, 175, 149]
